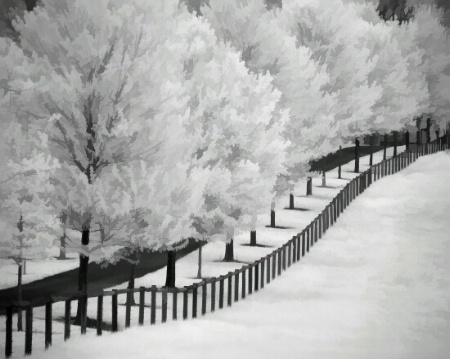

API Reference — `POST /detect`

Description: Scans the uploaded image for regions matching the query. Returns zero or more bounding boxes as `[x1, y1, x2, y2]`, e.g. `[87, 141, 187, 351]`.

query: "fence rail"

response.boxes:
[2, 136, 448, 358]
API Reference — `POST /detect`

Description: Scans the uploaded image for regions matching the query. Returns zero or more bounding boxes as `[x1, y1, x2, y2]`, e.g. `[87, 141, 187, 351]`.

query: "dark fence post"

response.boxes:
[306, 227, 310, 253]
[227, 275, 232, 307]
[183, 288, 189, 319]
[125, 290, 132, 328]
[242, 268, 247, 298]
[139, 287, 145, 325]
[266, 256, 271, 284]
[202, 280, 208, 315]
[172, 288, 178, 321]
[219, 278, 224, 309]
[261, 259, 265, 289]
[234, 271, 239, 302]
[64, 300, 71, 341]
[272, 253, 276, 279]
[302, 232, 306, 256]
[249, 265, 253, 295]
[150, 286, 156, 325]
[162, 289, 168, 323]
[293, 238, 297, 263]
[255, 263, 259, 292]
[25, 304, 33, 356]
[277, 250, 282, 276]
[282, 246, 286, 270]
[80, 294, 87, 335]
[112, 289, 118, 332]
[5, 306, 12, 358]
[97, 294, 103, 335]
[45, 302, 52, 349]
[211, 280, 216, 313]
[192, 284, 198, 318]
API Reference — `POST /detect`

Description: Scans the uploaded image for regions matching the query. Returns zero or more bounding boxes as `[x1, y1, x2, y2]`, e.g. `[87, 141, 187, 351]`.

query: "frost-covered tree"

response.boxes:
[176, 11, 288, 262]
[1, 0, 209, 318]
[201, 0, 337, 227]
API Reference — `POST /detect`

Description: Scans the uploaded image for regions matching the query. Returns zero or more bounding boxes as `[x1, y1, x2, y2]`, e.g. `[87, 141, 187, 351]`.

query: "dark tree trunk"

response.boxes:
[23, 260, 26, 275]
[426, 118, 431, 143]
[127, 263, 137, 305]
[393, 131, 398, 157]
[321, 170, 326, 187]
[165, 250, 176, 288]
[338, 145, 342, 179]
[250, 231, 257, 246]
[74, 227, 90, 325]
[17, 264, 23, 331]
[354, 138, 360, 173]
[416, 130, 421, 146]
[24, 0, 38, 12]
[306, 177, 312, 195]
[405, 130, 410, 150]
[224, 239, 234, 262]
[435, 130, 440, 141]
[58, 235, 67, 260]
[383, 134, 388, 160]
[289, 193, 294, 209]
[197, 245, 202, 279]
[270, 210, 276, 227]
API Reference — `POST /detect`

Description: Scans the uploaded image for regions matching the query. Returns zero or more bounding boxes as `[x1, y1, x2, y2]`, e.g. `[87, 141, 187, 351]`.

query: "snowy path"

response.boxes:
[19, 151, 450, 359]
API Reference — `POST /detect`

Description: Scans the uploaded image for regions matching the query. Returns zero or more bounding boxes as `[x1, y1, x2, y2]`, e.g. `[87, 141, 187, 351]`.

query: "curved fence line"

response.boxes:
[2, 137, 448, 358]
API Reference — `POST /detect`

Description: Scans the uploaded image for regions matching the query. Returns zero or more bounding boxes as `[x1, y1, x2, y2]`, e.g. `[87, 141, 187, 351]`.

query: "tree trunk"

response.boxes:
[23, 260, 26, 275]
[306, 177, 312, 195]
[127, 263, 137, 305]
[197, 245, 202, 279]
[383, 134, 388, 160]
[426, 118, 431, 143]
[74, 227, 90, 325]
[17, 264, 23, 331]
[289, 193, 294, 209]
[224, 239, 234, 262]
[250, 231, 257, 246]
[321, 170, 326, 187]
[393, 131, 398, 157]
[165, 250, 176, 288]
[354, 138, 360, 173]
[338, 145, 342, 179]
[416, 130, 421, 146]
[405, 130, 410, 150]
[58, 235, 67, 260]
[435, 130, 440, 141]
[270, 210, 276, 227]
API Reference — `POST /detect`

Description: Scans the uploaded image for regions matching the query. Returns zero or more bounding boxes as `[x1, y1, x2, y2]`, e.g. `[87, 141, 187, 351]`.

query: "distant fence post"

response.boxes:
[218, 278, 224, 309]
[25, 304, 33, 356]
[150, 286, 157, 325]
[227, 274, 232, 307]
[255, 263, 260, 292]
[125, 290, 132, 328]
[162, 288, 168, 323]
[192, 284, 198, 318]
[139, 287, 145, 325]
[64, 300, 71, 341]
[211, 280, 216, 313]
[112, 289, 118, 332]
[234, 270, 240, 302]
[172, 288, 178, 321]
[45, 302, 52, 349]
[97, 294, 103, 336]
[183, 287, 189, 319]
[5, 306, 12, 358]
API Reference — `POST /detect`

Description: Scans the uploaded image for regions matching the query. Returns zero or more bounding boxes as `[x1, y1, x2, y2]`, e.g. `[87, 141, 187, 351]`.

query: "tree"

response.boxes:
[1, 0, 204, 322]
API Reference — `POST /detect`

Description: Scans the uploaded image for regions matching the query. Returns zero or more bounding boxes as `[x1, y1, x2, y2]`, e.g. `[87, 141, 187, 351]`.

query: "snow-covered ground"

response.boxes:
[3, 148, 449, 359]
[0, 147, 398, 291]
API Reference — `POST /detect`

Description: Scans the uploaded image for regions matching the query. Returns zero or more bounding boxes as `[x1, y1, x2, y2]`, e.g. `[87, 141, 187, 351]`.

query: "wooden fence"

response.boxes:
[2, 136, 448, 358]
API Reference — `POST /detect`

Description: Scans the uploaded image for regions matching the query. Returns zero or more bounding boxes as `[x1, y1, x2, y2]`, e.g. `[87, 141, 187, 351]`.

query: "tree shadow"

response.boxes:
[284, 207, 309, 211]
[240, 243, 275, 248]
[265, 225, 294, 229]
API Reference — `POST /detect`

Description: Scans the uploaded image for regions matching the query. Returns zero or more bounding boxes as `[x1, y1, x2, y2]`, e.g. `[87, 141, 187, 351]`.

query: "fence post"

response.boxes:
[5, 306, 12, 358]
[192, 284, 198, 318]
[64, 300, 71, 341]
[219, 278, 224, 309]
[292, 238, 297, 263]
[288, 242, 292, 266]
[97, 294, 103, 336]
[242, 266, 247, 298]
[255, 263, 260, 292]
[80, 294, 87, 335]
[211, 280, 216, 313]
[227, 274, 232, 307]
[234, 271, 239, 302]
[306, 226, 310, 253]
[162, 288, 168, 323]
[125, 290, 132, 328]
[272, 253, 276, 279]
[302, 232, 306, 256]
[297, 234, 301, 260]
[112, 289, 118, 332]
[45, 302, 52, 349]
[261, 259, 265, 289]
[183, 287, 189, 319]
[139, 287, 145, 325]
[282, 245, 287, 270]
[172, 288, 178, 321]
[266, 256, 271, 284]
[278, 250, 282, 275]
[150, 286, 156, 325]
[24, 304, 33, 356]
[249, 265, 253, 294]
[315, 219, 319, 243]
[201, 282, 207, 316]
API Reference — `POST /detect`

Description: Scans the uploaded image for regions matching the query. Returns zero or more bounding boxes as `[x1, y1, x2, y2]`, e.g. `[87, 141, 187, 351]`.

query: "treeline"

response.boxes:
[0, 0, 449, 328]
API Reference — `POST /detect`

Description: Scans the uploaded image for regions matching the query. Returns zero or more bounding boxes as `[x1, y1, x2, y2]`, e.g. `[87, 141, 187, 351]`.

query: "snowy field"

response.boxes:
[3, 148, 449, 359]
[0, 147, 399, 291]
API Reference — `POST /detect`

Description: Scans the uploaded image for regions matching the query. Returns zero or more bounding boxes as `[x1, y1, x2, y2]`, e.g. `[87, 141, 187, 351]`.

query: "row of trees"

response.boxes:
[1, 0, 449, 327]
